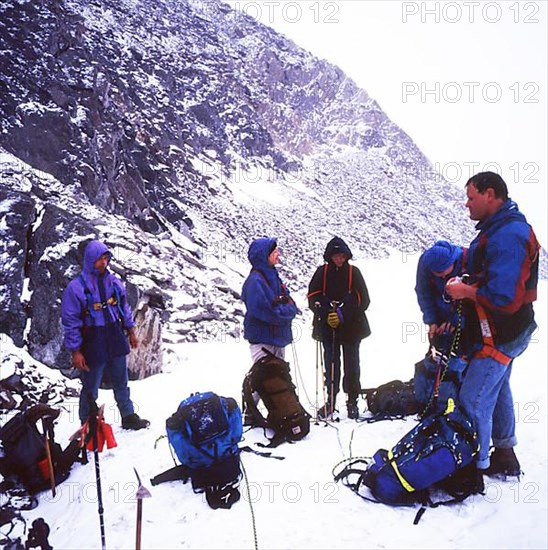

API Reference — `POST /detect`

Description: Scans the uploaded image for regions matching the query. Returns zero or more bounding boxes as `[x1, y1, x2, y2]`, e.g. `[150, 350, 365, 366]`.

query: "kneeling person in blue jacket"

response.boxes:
[61, 240, 149, 430]
[415, 240, 467, 344]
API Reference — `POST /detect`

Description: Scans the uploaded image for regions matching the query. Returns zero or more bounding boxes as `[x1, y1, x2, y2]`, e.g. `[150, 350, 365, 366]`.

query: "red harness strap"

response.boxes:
[473, 302, 512, 366]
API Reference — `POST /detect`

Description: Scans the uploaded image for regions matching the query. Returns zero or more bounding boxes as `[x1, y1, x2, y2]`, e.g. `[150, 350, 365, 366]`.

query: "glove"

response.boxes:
[327, 311, 341, 329]
[273, 295, 289, 305]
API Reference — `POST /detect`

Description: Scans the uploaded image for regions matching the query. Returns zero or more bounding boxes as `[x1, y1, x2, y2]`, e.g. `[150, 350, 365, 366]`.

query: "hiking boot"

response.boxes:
[346, 400, 359, 420]
[483, 447, 522, 478]
[121, 413, 150, 431]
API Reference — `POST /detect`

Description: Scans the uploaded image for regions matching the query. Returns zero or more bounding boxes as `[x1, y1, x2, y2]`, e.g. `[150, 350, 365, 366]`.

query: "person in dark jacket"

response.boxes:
[241, 238, 298, 363]
[446, 172, 539, 477]
[415, 240, 467, 342]
[307, 237, 371, 419]
[61, 240, 149, 430]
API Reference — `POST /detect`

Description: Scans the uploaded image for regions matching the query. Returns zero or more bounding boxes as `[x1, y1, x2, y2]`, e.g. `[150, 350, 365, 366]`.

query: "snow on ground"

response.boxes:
[3, 255, 547, 549]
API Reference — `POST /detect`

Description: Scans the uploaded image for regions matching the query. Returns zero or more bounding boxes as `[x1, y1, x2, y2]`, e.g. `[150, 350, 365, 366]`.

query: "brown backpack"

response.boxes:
[242, 350, 310, 447]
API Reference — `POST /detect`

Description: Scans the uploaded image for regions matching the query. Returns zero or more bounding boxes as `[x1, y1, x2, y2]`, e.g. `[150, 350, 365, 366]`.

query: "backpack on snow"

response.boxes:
[151, 392, 243, 510]
[362, 379, 420, 421]
[242, 350, 310, 447]
[0, 405, 80, 495]
[334, 399, 482, 520]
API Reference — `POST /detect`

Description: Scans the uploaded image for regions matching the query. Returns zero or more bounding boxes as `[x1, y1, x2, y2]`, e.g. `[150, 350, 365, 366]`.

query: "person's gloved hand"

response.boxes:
[273, 295, 289, 305]
[327, 309, 343, 329]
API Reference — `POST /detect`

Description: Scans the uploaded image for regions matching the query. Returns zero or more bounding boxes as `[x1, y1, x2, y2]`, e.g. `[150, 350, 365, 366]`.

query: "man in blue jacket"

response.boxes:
[446, 172, 539, 477]
[241, 238, 298, 363]
[62, 240, 149, 430]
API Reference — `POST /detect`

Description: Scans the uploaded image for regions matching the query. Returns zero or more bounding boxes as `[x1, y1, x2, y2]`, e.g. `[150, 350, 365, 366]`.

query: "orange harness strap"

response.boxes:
[473, 302, 512, 366]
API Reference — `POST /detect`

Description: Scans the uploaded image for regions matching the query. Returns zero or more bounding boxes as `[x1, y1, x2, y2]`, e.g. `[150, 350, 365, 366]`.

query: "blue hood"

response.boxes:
[247, 237, 277, 271]
[422, 240, 461, 273]
[83, 240, 112, 275]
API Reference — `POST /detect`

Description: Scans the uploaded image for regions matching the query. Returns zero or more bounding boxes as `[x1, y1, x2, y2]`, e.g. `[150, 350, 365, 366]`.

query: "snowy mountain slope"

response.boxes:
[0, 0, 474, 255]
[0, 0, 487, 370]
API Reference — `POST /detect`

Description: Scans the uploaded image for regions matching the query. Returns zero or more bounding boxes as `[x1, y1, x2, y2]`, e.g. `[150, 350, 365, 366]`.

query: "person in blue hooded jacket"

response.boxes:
[241, 238, 298, 364]
[446, 172, 539, 478]
[61, 240, 149, 430]
[415, 240, 467, 343]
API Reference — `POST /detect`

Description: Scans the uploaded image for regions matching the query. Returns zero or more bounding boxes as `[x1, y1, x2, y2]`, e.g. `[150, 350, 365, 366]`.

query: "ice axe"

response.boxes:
[134, 468, 151, 550]
[88, 397, 106, 550]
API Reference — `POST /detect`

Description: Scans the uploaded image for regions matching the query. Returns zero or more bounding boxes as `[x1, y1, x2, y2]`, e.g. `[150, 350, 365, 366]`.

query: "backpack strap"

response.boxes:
[79, 275, 124, 324]
[111, 284, 126, 322]
[251, 269, 290, 302]
[241, 370, 269, 430]
[150, 465, 190, 486]
[348, 264, 353, 292]
[387, 448, 415, 493]
[79, 275, 96, 325]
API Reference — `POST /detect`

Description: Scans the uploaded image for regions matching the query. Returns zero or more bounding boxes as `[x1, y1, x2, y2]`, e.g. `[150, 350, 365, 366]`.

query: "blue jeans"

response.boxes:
[323, 340, 361, 404]
[459, 321, 536, 469]
[79, 355, 134, 423]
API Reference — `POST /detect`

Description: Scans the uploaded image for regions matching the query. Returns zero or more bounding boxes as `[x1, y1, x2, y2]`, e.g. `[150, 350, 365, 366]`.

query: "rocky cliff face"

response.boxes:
[1, 0, 482, 377]
[0, 156, 167, 377]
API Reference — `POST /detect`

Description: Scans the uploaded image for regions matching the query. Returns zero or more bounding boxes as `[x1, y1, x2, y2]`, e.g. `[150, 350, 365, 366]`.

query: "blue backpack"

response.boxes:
[153, 392, 243, 509]
[335, 399, 482, 520]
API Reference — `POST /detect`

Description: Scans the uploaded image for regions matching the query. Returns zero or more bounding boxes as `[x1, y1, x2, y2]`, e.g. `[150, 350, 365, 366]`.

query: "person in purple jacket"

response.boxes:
[62, 240, 149, 430]
[446, 172, 540, 478]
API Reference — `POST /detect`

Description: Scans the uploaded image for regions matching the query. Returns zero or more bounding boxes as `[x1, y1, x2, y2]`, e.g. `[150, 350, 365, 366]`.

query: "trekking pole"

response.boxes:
[329, 301, 339, 421]
[41, 419, 56, 498]
[314, 303, 321, 424]
[134, 468, 151, 550]
[88, 395, 106, 550]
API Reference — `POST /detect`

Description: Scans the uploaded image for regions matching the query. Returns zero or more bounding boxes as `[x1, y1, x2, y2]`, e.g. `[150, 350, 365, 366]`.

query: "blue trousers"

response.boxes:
[79, 355, 134, 423]
[459, 321, 536, 469]
[322, 340, 361, 404]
